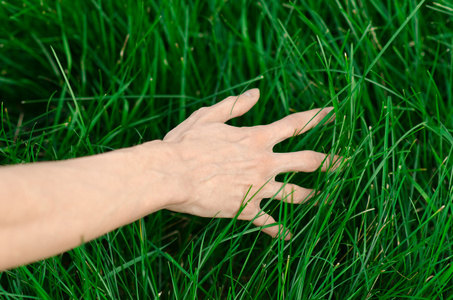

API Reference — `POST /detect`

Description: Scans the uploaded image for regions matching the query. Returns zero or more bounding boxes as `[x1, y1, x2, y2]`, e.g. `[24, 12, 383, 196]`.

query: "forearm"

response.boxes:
[0, 141, 176, 271]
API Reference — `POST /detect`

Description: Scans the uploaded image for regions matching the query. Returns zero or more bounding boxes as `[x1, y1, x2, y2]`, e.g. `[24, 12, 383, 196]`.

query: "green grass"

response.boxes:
[1, 0, 453, 298]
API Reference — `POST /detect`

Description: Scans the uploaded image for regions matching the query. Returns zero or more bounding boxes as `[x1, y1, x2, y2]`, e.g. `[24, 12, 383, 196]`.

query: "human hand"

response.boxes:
[159, 88, 341, 240]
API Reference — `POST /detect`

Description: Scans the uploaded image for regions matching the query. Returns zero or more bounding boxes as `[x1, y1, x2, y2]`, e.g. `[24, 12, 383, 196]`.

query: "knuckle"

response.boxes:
[163, 131, 175, 141]
[287, 185, 301, 200]
[303, 150, 324, 172]
[283, 185, 299, 202]
[225, 95, 237, 102]
[239, 204, 259, 221]
[195, 106, 210, 117]
[309, 110, 323, 124]
[257, 152, 276, 174]
[317, 108, 331, 122]
[220, 96, 237, 108]
[180, 128, 200, 141]
[189, 106, 210, 121]
[318, 107, 329, 118]
[247, 126, 269, 146]
[308, 108, 327, 124]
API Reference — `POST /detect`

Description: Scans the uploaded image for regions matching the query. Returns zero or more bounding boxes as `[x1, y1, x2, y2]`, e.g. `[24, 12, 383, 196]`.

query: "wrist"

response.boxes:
[128, 140, 187, 214]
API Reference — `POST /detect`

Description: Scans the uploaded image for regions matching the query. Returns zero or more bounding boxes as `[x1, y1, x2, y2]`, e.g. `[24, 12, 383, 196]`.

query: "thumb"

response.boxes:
[203, 88, 260, 123]
[252, 211, 292, 241]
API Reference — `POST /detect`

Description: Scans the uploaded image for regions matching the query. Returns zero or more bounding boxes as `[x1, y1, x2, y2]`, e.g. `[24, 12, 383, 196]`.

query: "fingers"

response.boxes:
[266, 107, 335, 145]
[274, 151, 343, 174]
[252, 212, 292, 241]
[195, 88, 260, 123]
[260, 181, 317, 204]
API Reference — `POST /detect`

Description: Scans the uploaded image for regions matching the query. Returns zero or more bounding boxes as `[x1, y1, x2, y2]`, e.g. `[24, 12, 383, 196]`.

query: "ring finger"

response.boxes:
[260, 181, 318, 204]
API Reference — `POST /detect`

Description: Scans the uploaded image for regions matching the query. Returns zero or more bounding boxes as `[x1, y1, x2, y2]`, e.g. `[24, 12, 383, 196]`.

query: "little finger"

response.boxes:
[252, 211, 292, 240]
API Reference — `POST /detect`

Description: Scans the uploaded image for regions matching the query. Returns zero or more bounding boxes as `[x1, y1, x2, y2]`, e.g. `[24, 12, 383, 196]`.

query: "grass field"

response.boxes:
[1, 0, 453, 298]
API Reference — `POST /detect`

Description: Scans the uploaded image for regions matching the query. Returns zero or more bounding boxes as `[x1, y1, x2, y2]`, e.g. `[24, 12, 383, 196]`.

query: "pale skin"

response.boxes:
[0, 88, 341, 271]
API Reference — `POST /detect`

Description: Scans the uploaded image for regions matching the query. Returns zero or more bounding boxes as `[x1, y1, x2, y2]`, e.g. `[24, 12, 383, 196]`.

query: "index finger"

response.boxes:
[265, 107, 335, 145]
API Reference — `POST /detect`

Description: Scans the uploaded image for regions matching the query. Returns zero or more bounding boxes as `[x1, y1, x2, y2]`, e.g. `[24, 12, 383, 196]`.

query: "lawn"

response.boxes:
[1, 0, 453, 298]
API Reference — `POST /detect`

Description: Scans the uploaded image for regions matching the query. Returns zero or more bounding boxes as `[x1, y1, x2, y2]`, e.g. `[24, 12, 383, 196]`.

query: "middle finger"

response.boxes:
[272, 151, 343, 174]
[265, 107, 335, 146]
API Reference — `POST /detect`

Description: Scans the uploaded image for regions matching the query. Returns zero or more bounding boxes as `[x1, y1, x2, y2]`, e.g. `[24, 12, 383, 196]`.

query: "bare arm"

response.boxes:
[0, 141, 179, 270]
[0, 88, 340, 271]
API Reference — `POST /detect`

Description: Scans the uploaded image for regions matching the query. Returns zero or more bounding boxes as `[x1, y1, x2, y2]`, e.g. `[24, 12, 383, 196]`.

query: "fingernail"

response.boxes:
[243, 88, 259, 97]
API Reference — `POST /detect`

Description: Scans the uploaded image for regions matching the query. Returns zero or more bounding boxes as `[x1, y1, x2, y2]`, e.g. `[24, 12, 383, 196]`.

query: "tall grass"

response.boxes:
[1, 0, 453, 298]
